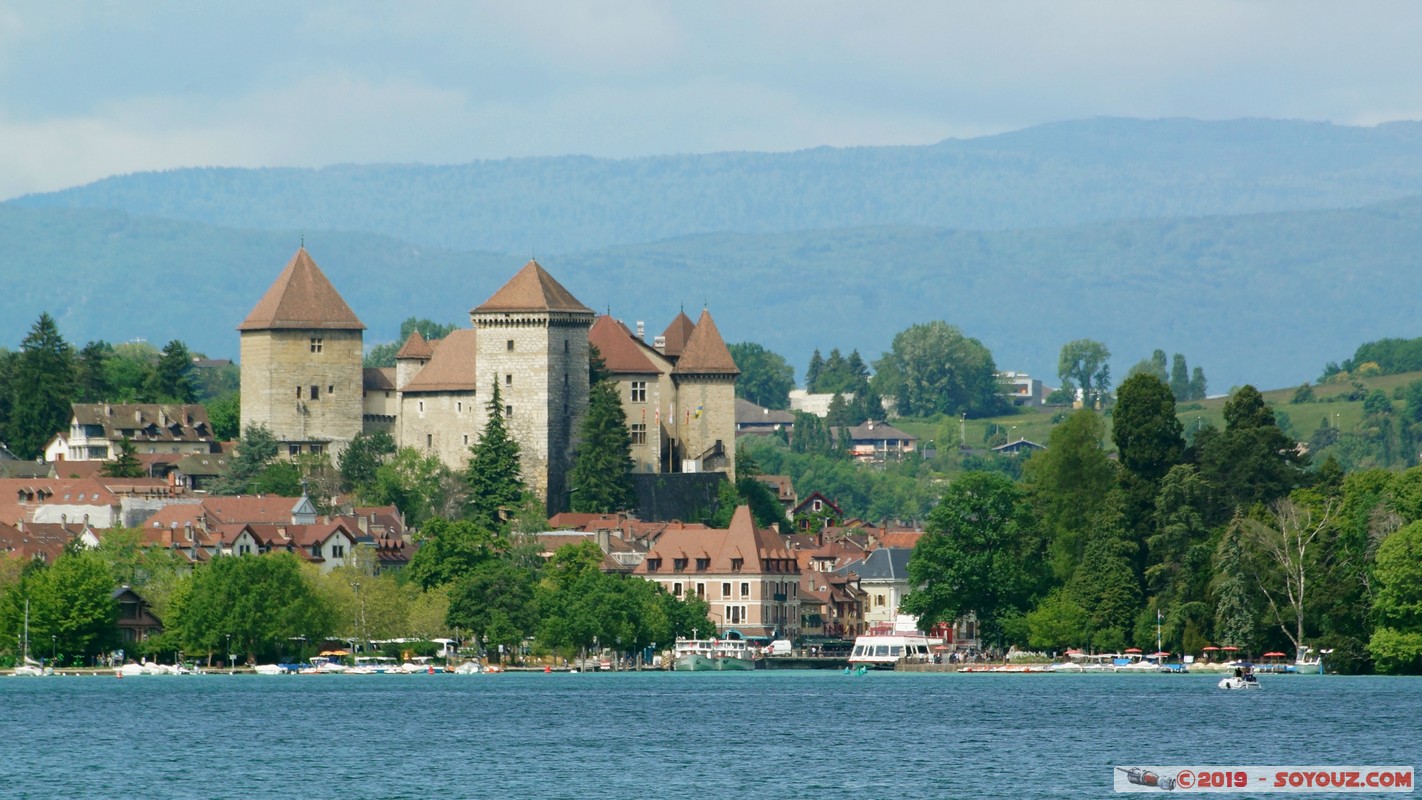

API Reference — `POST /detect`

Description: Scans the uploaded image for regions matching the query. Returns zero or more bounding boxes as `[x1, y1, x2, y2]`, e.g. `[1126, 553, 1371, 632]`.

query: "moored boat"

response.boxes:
[847, 632, 934, 670]
[672, 638, 755, 671]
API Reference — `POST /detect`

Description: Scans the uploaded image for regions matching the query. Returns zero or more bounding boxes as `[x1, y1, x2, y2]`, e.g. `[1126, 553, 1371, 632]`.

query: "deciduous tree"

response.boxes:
[872, 321, 1001, 418]
[728, 342, 795, 410]
[1058, 339, 1111, 409]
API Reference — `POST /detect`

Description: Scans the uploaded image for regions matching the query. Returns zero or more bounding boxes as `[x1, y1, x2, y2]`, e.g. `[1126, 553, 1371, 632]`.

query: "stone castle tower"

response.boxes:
[238, 248, 365, 457]
[469, 261, 594, 509]
[670, 309, 739, 479]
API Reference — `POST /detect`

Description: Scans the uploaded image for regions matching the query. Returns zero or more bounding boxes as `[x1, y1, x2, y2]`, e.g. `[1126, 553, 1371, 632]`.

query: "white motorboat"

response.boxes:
[1218, 675, 1262, 690]
[252, 664, 286, 675]
[847, 632, 934, 669]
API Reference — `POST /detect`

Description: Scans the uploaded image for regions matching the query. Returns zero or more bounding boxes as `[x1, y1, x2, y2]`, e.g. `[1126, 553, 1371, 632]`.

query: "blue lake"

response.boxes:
[1, 671, 1417, 799]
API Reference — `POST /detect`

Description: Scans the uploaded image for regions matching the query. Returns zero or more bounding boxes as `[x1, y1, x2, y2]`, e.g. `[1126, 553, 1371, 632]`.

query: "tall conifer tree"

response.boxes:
[569, 379, 635, 513]
[465, 380, 526, 530]
[10, 313, 76, 459]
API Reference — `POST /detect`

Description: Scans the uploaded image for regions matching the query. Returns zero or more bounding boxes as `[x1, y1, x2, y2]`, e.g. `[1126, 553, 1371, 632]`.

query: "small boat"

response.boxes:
[452, 661, 482, 675]
[13, 601, 49, 677]
[1218, 674, 1262, 690]
[672, 638, 756, 671]
[252, 664, 287, 675]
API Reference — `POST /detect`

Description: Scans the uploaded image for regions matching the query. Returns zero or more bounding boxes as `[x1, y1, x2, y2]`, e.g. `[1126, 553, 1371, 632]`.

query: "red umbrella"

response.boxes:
[1221, 646, 1240, 651]
[1262, 651, 1286, 657]
[1152, 651, 1170, 657]
[1202, 646, 1220, 651]
[1124, 648, 1142, 653]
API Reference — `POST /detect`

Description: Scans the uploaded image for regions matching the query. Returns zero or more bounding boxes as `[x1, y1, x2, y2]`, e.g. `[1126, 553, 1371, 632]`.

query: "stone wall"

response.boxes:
[240, 329, 363, 452]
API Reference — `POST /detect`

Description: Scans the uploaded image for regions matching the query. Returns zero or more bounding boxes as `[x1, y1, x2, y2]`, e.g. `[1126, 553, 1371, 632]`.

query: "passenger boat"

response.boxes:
[672, 638, 756, 671]
[847, 633, 933, 670]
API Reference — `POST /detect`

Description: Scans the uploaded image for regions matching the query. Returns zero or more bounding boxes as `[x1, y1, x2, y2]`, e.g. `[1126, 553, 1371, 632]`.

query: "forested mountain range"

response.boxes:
[11, 118, 1422, 254]
[6, 193, 1422, 390]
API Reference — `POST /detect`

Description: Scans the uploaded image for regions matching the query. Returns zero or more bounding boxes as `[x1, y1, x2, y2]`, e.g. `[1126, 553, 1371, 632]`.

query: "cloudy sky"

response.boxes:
[3, 1, 1421, 200]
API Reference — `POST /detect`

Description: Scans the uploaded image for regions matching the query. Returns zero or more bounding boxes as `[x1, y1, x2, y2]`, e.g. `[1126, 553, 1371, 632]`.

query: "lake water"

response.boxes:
[1, 671, 1417, 799]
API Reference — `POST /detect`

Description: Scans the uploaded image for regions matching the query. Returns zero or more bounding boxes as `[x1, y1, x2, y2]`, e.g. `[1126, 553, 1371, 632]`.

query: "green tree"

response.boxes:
[1024, 588, 1091, 651]
[406, 517, 501, 590]
[1211, 512, 1260, 651]
[1068, 492, 1141, 651]
[207, 393, 240, 441]
[1058, 339, 1111, 409]
[872, 321, 1002, 418]
[805, 350, 824, 392]
[339, 430, 397, 494]
[1022, 409, 1116, 581]
[213, 424, 280, 495]
[1200, 386, 1307, 514]
[570, 379, 636, 513]
[9, 313, 76, 459]
[1146, 465, 1214, 620]
[902, 472, 1044, 648]
[1188, 367, 1207, 401]
[101, 436, 145, 478]
[368, 447, 459, 525]
[75, 341, 113, 403]
[105, 341, 159, 402]
[728, 342, 794, 410]
[146, 339, 196, 403]
[172, 553, 332, 663]
[1370, 520, 1422, 673]
[1112, 373, 1185, 565]
[465, 380, 527, 530]
[448, 559, 539, 661]
[536, 541, 614, 658]
[0, 547, 120, 663]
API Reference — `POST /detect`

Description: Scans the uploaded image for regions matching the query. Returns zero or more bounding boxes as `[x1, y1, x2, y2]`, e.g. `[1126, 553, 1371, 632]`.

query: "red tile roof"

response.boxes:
[401, 328, 479, 392]
[673, 309, 739, 375]
[588, 316, 661, 375]
[395, 330, 435, 360]
[472, 260, 592, 314]
[238, 248, 365, 331]
[659, 311, 696, 358]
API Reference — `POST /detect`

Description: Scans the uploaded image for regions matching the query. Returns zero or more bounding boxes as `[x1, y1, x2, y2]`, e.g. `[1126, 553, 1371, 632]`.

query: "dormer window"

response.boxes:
[731, 558, 743, 572]
[673, 557, 687, 572]
[646, 557, 661, 572]
[695, 557, 710, 571]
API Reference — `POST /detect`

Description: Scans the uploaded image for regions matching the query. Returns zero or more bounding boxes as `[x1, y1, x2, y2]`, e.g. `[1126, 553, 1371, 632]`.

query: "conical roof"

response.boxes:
[660, 311, 696, 358]
[238, 248, 365, 331]
[472, 260, 591, 314]
[395, 329, 435, 360]
[673, 309, 739, 375]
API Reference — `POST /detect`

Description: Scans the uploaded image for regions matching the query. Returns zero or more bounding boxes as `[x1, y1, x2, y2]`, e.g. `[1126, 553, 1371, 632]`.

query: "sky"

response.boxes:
[3, 1, 1422, 201]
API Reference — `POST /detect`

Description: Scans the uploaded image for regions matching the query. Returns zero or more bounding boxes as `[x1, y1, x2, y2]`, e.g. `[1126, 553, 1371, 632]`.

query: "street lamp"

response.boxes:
[51, 635, 56, 665]
[225, 633, 233, 673]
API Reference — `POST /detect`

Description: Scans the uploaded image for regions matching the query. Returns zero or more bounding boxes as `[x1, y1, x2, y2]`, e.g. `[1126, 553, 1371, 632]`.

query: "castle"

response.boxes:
[239, 248, 738, 512]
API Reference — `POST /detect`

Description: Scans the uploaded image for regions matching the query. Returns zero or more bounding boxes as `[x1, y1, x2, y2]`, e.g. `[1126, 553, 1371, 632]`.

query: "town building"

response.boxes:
[45, 404, 217, 463]
[843, 421, 917, 464]
[633, 506, 800, 639]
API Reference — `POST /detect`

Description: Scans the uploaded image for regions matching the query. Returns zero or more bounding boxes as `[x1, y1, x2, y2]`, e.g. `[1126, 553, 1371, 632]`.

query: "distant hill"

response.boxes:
[6, 196, 1422, 391]
[11, 118, 1422, 254]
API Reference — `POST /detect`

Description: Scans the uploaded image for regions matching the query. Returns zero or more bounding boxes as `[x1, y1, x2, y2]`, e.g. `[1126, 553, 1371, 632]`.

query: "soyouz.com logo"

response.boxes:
[1114, 766, 1414, 793]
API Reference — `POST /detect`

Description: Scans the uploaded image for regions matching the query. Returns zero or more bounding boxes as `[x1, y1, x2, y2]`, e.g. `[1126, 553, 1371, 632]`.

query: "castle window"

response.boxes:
[328, 385, 334, 396]
[310, 385, 320, 400]
[457, 402, 462, 413]
[630, 424, 646, 445]
[289, 445, 300, 456]
[310, 444, 322, 455]
[505, 374, 512, 386]
[296, 386, 302, 399]
[564, 340, 569, 353]
[630, 381, 647, 403]
[506, 405, 513, 417]
[418, 400, 425, 414]
[310, 337, 323, 353]
[463, 434, 469, 446]
[506, 339, 514, 351]
[426, 434, 433, 448]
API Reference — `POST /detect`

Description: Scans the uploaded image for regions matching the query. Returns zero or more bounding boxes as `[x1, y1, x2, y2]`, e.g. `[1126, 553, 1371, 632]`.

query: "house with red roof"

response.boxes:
[633, 506, 800, 639]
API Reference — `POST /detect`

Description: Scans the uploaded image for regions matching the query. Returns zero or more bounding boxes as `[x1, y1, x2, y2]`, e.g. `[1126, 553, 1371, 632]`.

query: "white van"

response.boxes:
[767, 640, 793, 656]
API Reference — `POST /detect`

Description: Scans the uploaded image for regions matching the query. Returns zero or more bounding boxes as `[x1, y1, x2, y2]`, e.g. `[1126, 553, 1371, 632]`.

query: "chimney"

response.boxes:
[636, 321, 645, 341]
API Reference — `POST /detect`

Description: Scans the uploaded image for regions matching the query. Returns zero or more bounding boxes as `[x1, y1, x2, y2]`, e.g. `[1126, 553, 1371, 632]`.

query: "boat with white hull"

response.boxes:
[672, 639, 755, 671]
